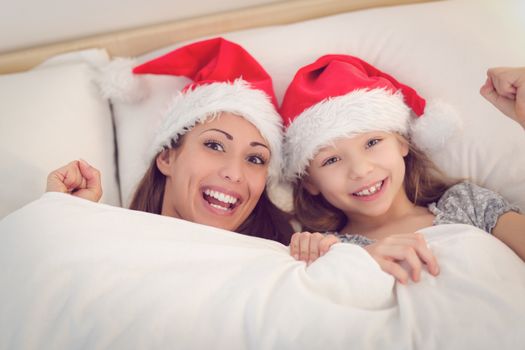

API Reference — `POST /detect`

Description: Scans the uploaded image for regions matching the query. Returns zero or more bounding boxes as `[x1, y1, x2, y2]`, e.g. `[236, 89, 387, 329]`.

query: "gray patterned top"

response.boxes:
[336, 182, 520, 247]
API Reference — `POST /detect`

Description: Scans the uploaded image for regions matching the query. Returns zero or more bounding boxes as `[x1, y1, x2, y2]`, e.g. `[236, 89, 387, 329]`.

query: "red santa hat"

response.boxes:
[99, 37, 284, 188]
[280, 54, 461, 182]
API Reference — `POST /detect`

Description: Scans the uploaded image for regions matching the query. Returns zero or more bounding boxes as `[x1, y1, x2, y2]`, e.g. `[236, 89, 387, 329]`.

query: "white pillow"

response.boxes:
[0, 193, 523, 349]
[109, 0, 525, 211]
[0, 49, 120, 218]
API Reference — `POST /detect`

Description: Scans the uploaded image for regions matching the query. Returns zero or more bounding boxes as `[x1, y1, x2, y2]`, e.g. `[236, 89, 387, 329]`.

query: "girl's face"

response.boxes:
[303, 131, 409, 221]
[156, 112, 270, 231]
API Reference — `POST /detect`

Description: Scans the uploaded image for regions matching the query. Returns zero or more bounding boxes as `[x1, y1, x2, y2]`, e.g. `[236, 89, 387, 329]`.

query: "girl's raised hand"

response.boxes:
[290, 231, 340, 265]
[364, 233, 440, 284]
[480, 66, 525, 129]
[46, 159, 103, 203]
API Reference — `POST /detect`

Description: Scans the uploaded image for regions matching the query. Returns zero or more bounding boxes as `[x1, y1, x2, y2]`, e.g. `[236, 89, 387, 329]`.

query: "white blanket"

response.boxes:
[0, 193, 524, 349]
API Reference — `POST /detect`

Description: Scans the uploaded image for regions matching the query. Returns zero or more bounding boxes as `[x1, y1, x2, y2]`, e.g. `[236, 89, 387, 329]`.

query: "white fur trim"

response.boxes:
[149, 79, 284, 186]
[266, 181, 294, 212]
[410, 100, 462, 152]
[95, 58, 149, 103]
[284, 89, 411, 181]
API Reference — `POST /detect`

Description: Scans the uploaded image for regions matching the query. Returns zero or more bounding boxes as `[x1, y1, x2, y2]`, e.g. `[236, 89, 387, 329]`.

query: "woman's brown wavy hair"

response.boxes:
[129, 137, 293, 244]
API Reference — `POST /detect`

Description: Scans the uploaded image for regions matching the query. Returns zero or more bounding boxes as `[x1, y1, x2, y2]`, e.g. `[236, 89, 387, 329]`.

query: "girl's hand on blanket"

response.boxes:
[480, 66, 525, 129]
[289, 232, 340, 265]
[364, 233, 440, 284]
[46, 159, 102, 202]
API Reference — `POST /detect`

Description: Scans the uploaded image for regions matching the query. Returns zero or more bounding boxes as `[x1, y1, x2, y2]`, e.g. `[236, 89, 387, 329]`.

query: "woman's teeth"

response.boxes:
[204, 189, 238, 210]
[354, 181, 383, 196]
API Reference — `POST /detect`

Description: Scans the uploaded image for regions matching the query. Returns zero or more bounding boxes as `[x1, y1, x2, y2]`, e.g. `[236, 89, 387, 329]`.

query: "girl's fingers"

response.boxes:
[319, 235, 340, 256]
[289, 233, 300, 260]
[299, 233, 311, 262]
[380, 259, 409, 285]
[307, 233, 323, 264]
[402, 249, 423, 282]
[412, 234, 440, 276]
[289, 232, 340, 264]
[366, 233, 440, 282]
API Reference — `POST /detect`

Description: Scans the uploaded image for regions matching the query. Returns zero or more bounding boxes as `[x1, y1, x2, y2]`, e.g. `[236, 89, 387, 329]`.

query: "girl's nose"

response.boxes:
[347, 156, 373, 180]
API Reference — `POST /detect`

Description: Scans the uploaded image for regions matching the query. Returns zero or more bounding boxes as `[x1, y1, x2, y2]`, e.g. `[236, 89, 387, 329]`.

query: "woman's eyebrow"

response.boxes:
[200, 128, 233, 140]
[200, 128, 269, 152]
[250, 142, 270, 152]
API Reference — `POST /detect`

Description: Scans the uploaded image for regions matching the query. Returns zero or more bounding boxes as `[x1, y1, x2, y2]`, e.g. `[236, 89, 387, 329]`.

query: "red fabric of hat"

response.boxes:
[133, 37, 278, 108]
[280, 54, 425, 126]
[281, 54, 461, 181]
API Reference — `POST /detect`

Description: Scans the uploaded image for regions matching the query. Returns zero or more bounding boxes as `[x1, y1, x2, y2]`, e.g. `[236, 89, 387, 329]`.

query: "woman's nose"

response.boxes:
[219, 159, 244, 183]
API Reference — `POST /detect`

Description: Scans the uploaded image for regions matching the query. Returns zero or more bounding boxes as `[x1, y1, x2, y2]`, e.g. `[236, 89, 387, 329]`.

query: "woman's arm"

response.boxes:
[492, 211, 525, 261]
[46, 159, 102, 202]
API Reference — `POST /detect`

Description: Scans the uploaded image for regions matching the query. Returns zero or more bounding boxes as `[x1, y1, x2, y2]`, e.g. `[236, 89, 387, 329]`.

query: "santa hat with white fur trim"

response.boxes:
[280, 54, 461, 182]
[100, 37, 284, 188]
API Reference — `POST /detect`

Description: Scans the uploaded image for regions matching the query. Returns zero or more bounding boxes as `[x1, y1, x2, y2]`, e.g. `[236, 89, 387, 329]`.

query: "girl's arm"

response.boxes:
[289, 232, 440, 284]
[480, 66, 525, 130]
[364, 233, 440, 284]
[492, 211, 525, 261]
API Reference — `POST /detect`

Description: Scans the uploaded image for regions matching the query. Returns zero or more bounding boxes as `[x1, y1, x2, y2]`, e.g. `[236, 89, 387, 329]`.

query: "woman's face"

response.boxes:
[157, 112, 270, 231]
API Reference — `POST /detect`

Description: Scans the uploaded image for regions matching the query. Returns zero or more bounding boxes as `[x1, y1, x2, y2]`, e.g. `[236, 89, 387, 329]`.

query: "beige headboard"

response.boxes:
[0, 0, 436, 74]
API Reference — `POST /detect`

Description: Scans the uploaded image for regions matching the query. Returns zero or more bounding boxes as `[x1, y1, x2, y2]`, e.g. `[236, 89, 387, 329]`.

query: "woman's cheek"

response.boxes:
[247, 167, 268, 193]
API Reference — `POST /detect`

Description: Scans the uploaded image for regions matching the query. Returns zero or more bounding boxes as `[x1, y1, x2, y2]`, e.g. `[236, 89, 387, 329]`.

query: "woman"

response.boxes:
[47, 37, 293, 244]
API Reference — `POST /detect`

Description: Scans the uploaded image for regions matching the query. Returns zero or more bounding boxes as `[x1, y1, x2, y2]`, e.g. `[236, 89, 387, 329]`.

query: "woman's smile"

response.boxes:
[201, 185, 243, 215]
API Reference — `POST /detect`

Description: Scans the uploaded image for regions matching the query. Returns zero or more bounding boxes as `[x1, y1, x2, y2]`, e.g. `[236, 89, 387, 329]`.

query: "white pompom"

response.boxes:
[410, 100, 463, 152]
[266, 181, 294, 213]
[95, 58, 149, 103]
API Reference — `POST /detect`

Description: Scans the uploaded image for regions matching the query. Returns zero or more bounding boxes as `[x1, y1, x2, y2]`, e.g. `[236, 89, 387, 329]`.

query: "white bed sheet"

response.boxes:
[0, 193, 523, 349]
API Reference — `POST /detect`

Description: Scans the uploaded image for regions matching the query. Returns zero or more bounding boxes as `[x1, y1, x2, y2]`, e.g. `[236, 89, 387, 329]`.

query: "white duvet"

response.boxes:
[0, 193, 523, 350]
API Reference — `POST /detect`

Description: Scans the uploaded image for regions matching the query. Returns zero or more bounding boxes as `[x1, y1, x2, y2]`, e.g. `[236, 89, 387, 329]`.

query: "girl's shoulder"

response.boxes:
[429, 181, 519, 233]
[335, 233, 374, 247]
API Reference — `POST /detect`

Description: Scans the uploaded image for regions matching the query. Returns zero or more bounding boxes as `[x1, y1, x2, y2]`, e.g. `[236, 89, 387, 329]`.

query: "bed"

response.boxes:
[1, 0, 524, 349]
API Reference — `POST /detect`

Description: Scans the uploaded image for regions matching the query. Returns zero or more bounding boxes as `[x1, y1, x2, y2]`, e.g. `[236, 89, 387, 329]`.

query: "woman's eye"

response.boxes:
[247, 155, 266, 165]
[366, 138, 381, 148]
[204, 140, 225, 152]
[322, 156, 339, 167]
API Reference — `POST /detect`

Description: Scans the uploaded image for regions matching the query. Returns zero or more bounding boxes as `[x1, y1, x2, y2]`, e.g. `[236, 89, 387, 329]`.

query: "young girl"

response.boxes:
[46, 37, 293, 244]
[280, 54, 525, 281]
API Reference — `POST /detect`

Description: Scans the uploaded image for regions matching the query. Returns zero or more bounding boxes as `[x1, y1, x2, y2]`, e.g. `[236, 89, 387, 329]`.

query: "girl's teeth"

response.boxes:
[355, 181, 383, 196]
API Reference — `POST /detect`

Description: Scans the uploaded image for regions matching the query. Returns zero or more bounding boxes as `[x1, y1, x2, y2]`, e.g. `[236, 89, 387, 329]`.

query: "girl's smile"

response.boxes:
[350, 178, 388, 202]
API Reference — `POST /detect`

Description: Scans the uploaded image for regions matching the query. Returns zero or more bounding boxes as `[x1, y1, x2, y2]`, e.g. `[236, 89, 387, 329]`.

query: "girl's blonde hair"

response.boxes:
[293, 138, 459, 232]
[130, 137, 294, 244]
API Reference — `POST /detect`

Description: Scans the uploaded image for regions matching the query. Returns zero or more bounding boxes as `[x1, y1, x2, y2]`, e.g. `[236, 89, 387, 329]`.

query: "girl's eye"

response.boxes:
[247, 154, 267, 165]
[321, 156, 339, 167]
[366, 138, 381, 149]
[204, 140, 225, 152]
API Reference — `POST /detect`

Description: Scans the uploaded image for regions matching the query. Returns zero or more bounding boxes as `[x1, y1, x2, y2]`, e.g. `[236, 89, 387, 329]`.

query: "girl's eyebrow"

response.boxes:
[201, 128, 270, 152]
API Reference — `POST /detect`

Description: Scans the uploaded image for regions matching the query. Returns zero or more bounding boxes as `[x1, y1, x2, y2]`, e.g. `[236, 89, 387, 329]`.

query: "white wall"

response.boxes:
[0, 0, 282, 52]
